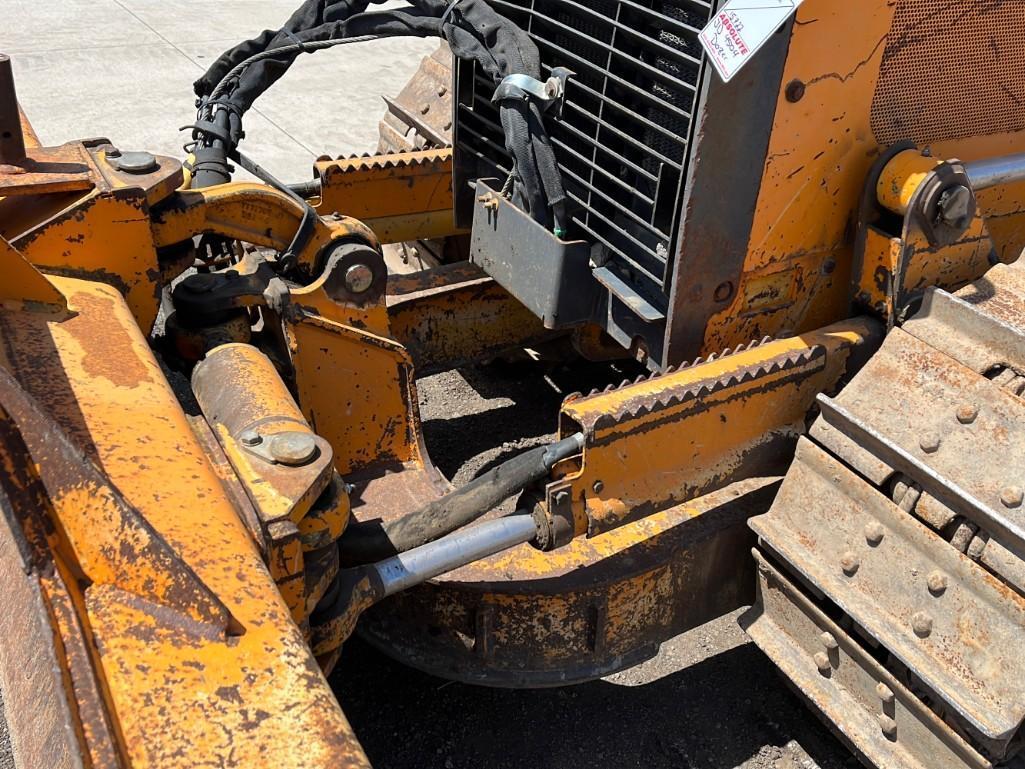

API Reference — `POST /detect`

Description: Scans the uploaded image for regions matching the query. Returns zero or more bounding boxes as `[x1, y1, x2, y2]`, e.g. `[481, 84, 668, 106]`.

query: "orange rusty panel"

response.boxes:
[0, 235, 66, 309]
[855, 226, 901, 315]
[12, 190, 164, 332]
[702, 0, 1025, 356]
[289, 312, 421, 476]
[0, 144, 95, 197]
[558, 319, 881, 537]
[18, 104, 40, 148]
[315, 150, 461, 243]
[0, 278, 370, 769]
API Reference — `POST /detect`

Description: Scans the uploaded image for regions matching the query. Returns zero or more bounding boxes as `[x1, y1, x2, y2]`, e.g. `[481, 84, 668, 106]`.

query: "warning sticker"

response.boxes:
[699, 0, 804, 83]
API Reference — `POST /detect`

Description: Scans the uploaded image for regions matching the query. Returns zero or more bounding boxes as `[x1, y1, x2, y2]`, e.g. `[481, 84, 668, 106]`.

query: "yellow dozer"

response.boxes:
[1, 1, 1024, 767]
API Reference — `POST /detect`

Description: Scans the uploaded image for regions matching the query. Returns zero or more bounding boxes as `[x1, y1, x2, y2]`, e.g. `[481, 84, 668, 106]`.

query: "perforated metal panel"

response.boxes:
[454, 0, 714, 312]
[871, 0, 1025, 147]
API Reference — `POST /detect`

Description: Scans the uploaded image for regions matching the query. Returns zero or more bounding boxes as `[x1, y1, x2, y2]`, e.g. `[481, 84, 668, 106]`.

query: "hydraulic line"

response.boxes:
[311, 514, 538, 640]
[189, 0, 568, 230]
[373, 514, 537, 597]
[339, 432, 584, 564]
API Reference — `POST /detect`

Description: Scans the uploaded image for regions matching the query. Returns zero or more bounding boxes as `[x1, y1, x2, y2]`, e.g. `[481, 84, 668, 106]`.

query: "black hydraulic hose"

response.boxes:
[339, 432, 584, 564]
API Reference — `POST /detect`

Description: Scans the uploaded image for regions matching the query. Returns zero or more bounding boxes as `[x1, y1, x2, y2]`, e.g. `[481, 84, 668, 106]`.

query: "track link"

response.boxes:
[744, 260, 1025, 769]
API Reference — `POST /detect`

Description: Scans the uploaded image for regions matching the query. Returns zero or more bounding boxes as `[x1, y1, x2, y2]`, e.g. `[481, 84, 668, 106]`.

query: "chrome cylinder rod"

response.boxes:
[373, 514, 537, 598]
[965, 152, 1025, 191]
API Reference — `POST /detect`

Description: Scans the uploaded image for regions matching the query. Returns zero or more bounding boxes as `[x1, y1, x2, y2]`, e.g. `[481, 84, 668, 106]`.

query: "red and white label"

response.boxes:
[699, 0, 804, 83]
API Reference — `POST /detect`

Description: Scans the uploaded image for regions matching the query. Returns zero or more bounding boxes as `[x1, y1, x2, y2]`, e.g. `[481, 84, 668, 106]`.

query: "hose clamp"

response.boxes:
[493, 68, 574, 119]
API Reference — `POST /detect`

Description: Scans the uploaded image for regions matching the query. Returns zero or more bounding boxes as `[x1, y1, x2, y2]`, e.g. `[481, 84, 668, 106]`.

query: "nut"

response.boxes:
[938, 184, 974, 228]
[956, 404, 979, 424]
[878, 714, 898, 740]
[813, 652, 831, 675]
[239, 429, 262, 447]
[927, 571, 948, 596]
[911, 611, 934, 638]
[1001, 486, 1024, 509]
[864, 521, 885, 546]
[919, 432, 942, 454]
[344, 263, 375, 294]
[876, 683, 895, 706]
[840, 551, 860, 576]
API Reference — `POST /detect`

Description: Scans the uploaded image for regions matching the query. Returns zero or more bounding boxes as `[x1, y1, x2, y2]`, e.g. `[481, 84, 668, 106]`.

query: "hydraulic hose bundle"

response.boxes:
[189, 0, 567, 232]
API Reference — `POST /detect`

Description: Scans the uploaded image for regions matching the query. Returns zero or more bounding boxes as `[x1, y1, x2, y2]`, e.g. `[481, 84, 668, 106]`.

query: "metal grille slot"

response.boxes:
[456, 0, 713, 309]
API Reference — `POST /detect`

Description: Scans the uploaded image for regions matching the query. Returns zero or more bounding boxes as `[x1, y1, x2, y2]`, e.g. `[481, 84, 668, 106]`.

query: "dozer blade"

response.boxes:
[744, 260, 1025, 769]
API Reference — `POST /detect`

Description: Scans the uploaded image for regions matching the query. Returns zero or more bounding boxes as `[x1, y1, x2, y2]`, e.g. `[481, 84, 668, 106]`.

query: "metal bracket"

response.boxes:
[493, 68, 574, 119]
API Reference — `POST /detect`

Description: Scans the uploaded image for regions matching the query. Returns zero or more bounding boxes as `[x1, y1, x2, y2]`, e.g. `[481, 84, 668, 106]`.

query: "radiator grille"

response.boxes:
[455, 0, 713, 310]
[871, 0, 1025, 147]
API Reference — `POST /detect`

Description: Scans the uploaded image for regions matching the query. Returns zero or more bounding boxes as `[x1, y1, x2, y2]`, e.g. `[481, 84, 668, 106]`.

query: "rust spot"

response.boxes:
[66, 291, 152, 388]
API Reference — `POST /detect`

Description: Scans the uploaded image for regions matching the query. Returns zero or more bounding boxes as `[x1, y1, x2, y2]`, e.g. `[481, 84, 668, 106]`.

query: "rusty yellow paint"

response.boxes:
[151, 182, 379, 276]
[0, 235, 67, 311]
[702, 0, 1025, 355]
[299, 491, 351, 549]
[288, 313, 421, 476]
[0, 278, 370, 768]
[876, 149, 942, 215]
[315, 149, 464, 244]
[1, 142, 184, 332]
[856, 226, 901, 316]
[557, 318, 880, 538]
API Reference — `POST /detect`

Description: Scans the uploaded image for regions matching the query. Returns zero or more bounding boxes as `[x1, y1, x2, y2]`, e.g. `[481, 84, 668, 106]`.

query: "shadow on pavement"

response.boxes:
[332, 634, 856, 769]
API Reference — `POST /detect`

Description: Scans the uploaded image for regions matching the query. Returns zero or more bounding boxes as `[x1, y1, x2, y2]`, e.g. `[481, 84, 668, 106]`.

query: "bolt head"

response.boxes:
[239, 429, 262, 447]
[820, 632, 839, 652]
[344, 263, 375, 294]
[876, 682, 895, 705]
[919, 432, 942, 454]
[956, 404, 979, 424]
[864, 521, 885, 546]
[1001, 486, 1024, 509]
[713, 281, 735, 303]
[270, 432, 318, 466]
[813, 652, 831, 675]
[927, 571, 948, 596]
[938, 184, 974, 227]
[785, 79, 806, 103]
[878, 714, 898, 740]
[840, 551, 860, 576]
[592, 480, 604, 494]
[911, 611, 934, 638]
